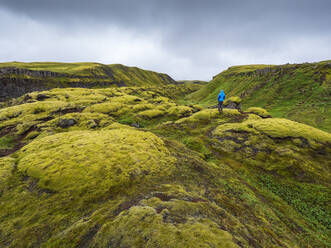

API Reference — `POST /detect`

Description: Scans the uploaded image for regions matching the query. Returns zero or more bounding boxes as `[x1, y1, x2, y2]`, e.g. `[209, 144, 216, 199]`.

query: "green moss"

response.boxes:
[213, 122, 257, 134]
[182, 136, 211, 158]
[0, 157, 15, 186]
[137, 109, 165, 119]
[93, 206, 239, 248]
[0, 62, 103, 76]
[259, 175, 331, 230]
[222, 64, 276, 75]
[213, 118, 331, 183]
[176, 109, 241, 124]
[0, 101, 67, 130]
[103, 122, 136, 130]
[17, 129, 176, 194]
[131, 103, 154, 112]
[84, 102, 125, 115]
[246, 113, 263, 120]
[167, 106, 193, 117]
[175, 109, 217, 123]
[24, 131, 40, 140]
[214, 118, 331, 144]
[246, 107, 271, 118]
[248, 118, 331, 143]
[48, 112, 113, 130]
[0, 135, 16, 149]
[224, 96, 242, 104]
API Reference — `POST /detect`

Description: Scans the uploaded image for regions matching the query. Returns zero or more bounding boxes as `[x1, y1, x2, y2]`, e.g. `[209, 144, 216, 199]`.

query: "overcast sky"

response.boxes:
[0, 0, 330, 80]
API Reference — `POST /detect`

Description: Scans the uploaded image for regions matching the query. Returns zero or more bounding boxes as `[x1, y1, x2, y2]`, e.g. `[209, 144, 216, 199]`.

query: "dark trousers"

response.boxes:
[218, 101, 223, 113]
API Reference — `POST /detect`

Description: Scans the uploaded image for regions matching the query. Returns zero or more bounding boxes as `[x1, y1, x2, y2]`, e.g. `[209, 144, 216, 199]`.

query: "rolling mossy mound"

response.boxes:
[0, 80, 330, 247]
[245, 107, 271, 118]
[18, 129, 175, 194]
[213, 118, 331, 181]
[187, 60, 331, 132]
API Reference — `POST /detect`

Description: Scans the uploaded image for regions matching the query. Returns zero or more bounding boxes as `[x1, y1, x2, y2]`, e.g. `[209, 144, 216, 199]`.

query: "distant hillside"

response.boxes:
[176, 80, 209, 85]
[188, 60, 331, 132]
[0, 62, 177, 101]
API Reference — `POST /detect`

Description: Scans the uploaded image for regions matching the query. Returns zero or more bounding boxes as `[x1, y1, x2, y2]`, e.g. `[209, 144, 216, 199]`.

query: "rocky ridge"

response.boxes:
[0, 63, 178, 101]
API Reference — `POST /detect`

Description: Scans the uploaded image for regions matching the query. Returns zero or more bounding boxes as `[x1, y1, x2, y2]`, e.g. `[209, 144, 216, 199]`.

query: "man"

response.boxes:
[217, 90, 225, 113]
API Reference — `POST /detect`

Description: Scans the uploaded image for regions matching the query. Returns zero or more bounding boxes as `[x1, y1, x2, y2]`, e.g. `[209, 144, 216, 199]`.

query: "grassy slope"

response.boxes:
[187, 60, 331, 132]
[0, 85, 330, 248]
[0, 62, 176, 86]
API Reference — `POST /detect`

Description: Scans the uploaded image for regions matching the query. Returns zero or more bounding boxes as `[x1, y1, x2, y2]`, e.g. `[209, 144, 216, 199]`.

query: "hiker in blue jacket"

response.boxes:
[217, 90, 226, 113]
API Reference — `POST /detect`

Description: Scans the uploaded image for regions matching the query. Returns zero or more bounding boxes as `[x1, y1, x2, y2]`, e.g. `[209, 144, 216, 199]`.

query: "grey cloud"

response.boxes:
[2, 0, 330, 29]
[0, 0, 330, 80]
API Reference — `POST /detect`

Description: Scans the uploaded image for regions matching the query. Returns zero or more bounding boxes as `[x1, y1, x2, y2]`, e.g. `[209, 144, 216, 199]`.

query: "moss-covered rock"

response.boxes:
[224, 96, 242, 110]
[93, 206, 239, 248]
[167, 105, 193, 117]
[175, 109, 241, 124]
[213, 118, 331, 181]
[0, 101, 67, 130]
[17, 129, 176, 194]
[137, 109, 165, 119]
[246, 107, 271, 118]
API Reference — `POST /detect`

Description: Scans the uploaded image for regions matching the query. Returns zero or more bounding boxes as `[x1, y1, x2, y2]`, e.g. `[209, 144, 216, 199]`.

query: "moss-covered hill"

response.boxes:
[0, 62, 182, 101]
[187, 60, 331, 132]
[0, 83, 330, 248]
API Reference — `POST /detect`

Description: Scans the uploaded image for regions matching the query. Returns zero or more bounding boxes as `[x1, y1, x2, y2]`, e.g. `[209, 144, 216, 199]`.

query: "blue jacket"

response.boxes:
[218, 90, 225, 102]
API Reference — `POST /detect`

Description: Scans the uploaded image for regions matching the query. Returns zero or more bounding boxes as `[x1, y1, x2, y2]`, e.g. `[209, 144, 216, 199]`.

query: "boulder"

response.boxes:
[224, 96, 242, 110]
[57, 118, 77, 128]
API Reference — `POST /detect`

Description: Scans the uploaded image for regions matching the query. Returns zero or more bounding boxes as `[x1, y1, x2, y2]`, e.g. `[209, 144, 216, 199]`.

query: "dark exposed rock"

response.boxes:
[0, 77, 127, 102]
[0, 67, 128, 102]
[208, 102, 241, 110]
[131, 123, 141, 128]
[87, 120, 98, 129]
[36, 93, 51, 101]
[0, 124, 39, 157]
[36, 116, 54, 122]
[224, 101, 242, 110]
[100, 66, 115, 80]
[0, 67, 69, 78]
[23, 94, 32, 101]
[23, 176, 56, 196]
[51, 107, 85, 115]
[208, 105, 218, 109]
[57, 118, 77, 128]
